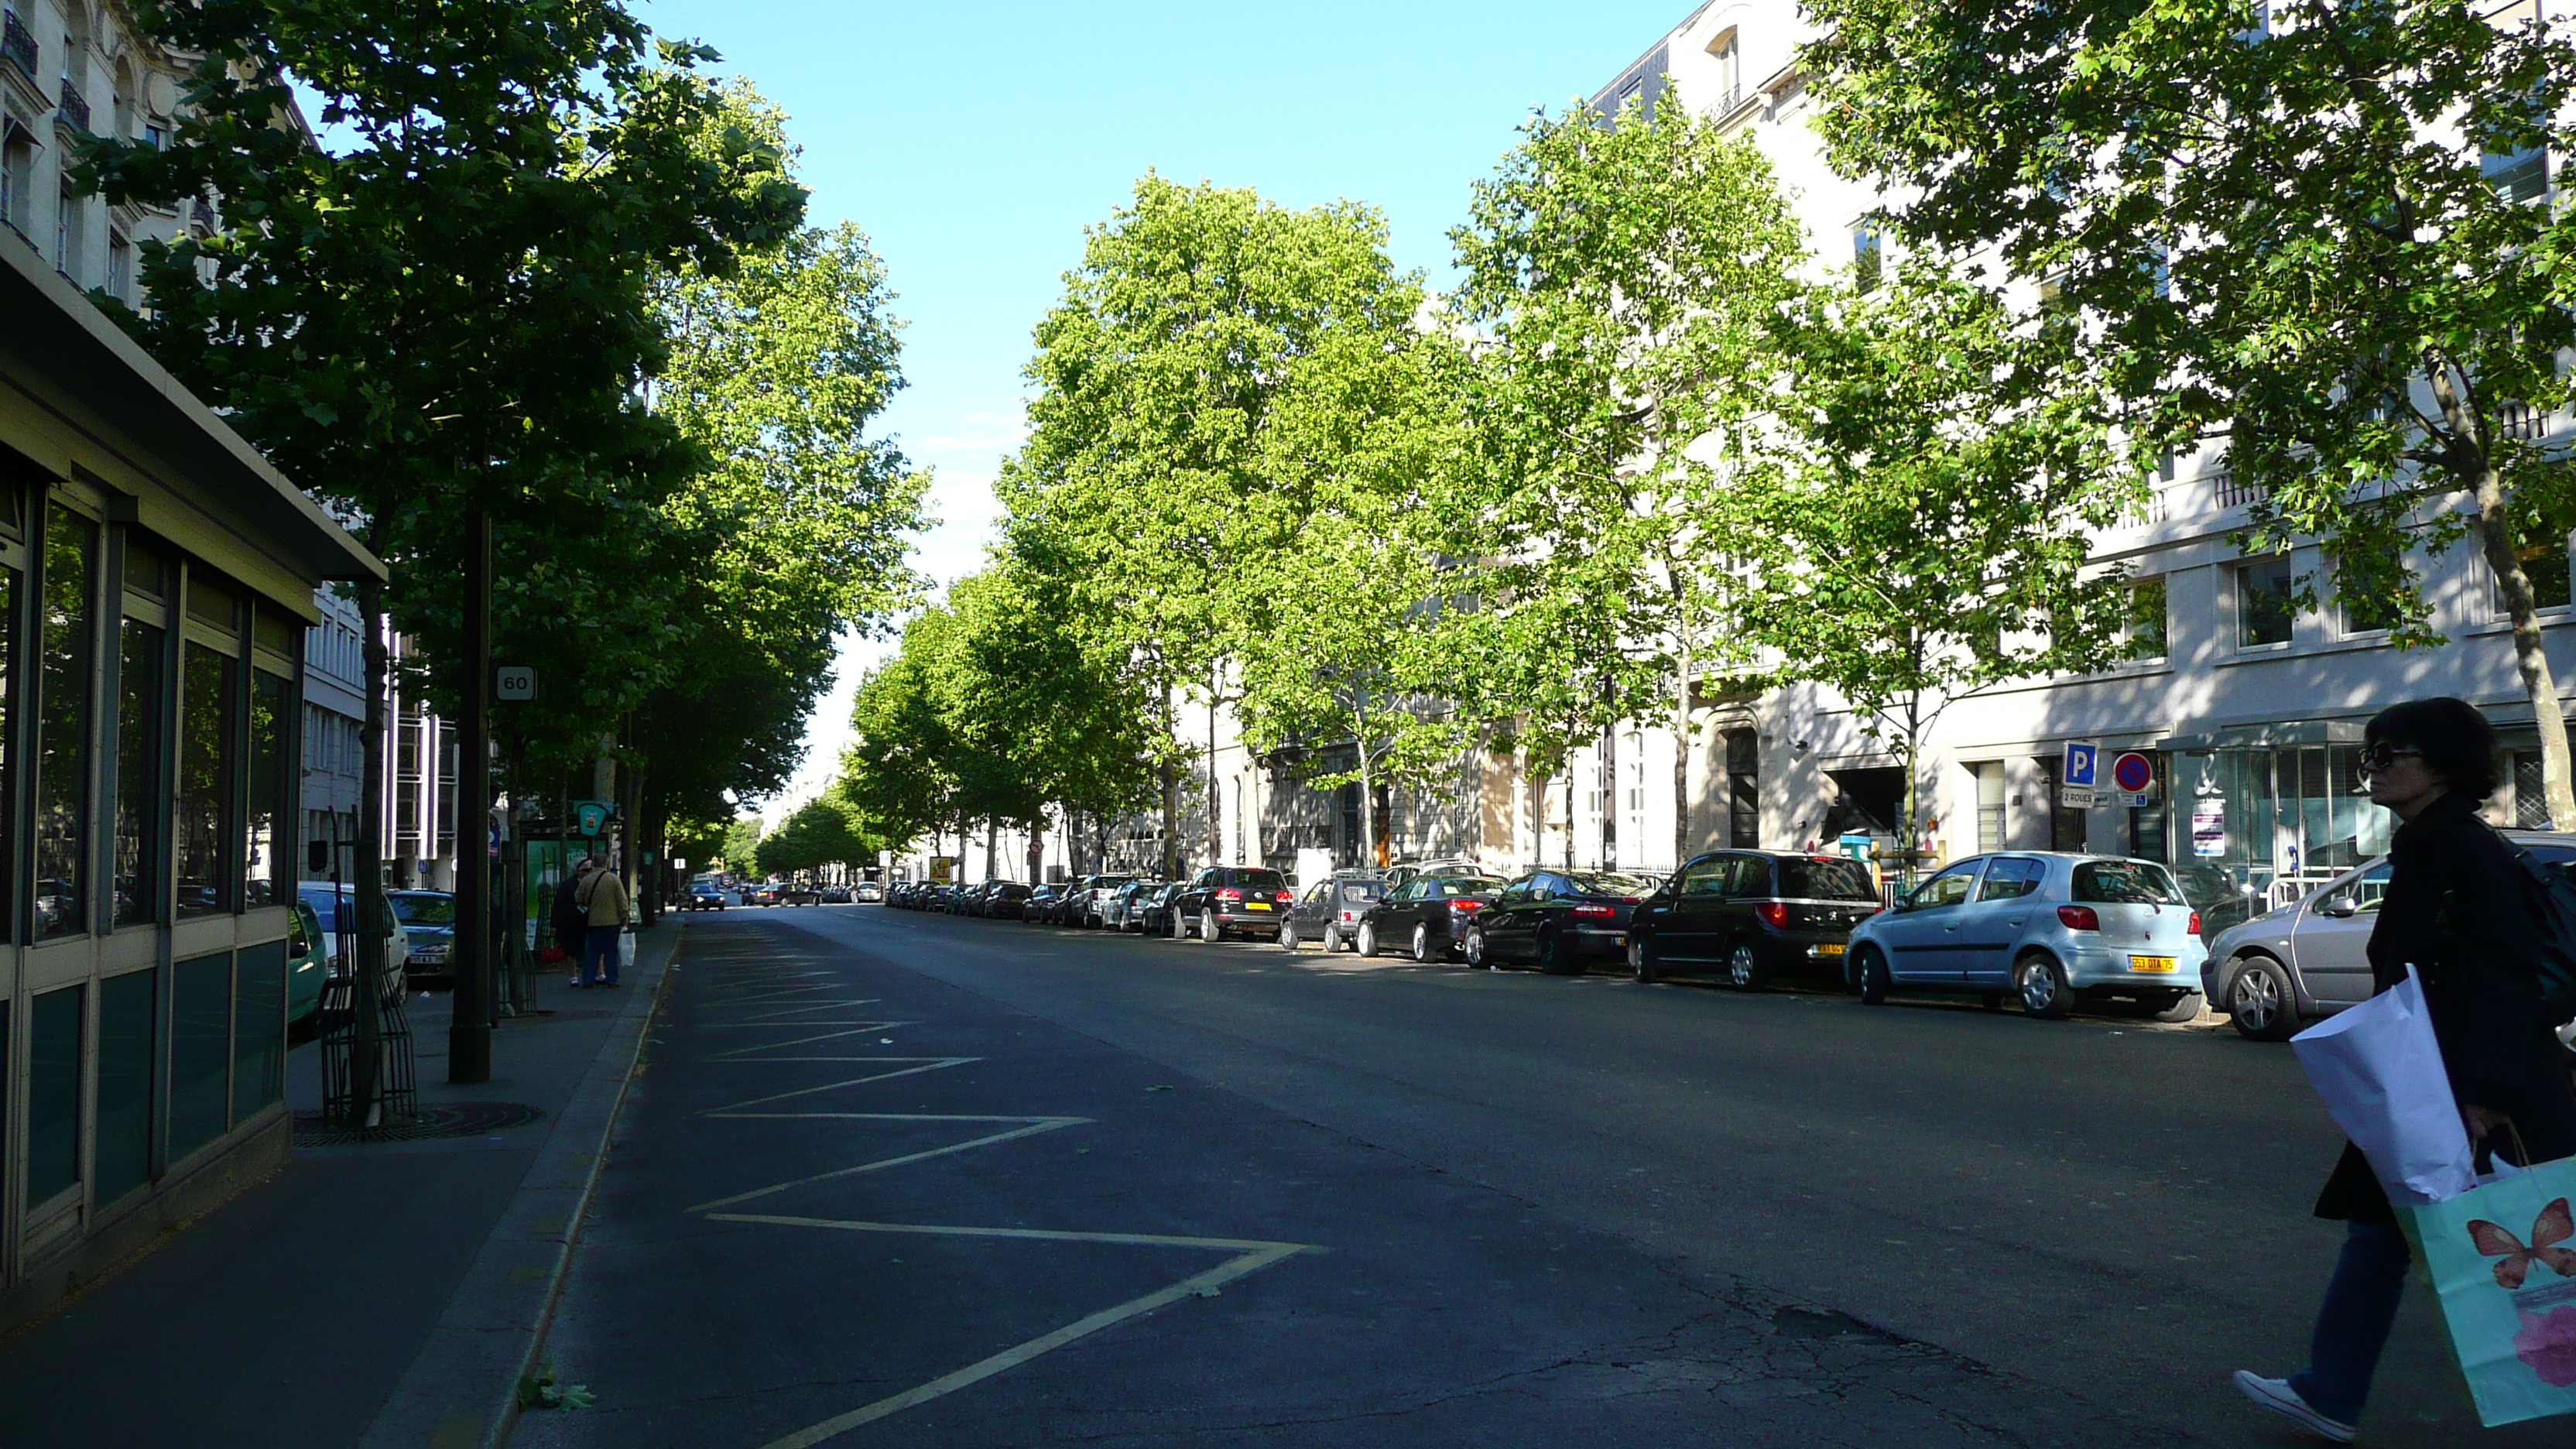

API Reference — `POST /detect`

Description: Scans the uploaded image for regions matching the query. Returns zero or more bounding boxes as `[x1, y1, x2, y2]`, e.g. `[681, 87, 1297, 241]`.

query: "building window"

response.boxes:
[1708, 29, 1742, 111]
[2127, 577, 2168, 659]
[176, 639, 236, 916]
[2517, 749, 2550, 829]
[26, 985, 82, 1208]
[1975, 762, 2006, 851]
[2497, 527, 2574, 615]
[36, 505, 94, 938]
[245, 667, 286, 906]
[106, 228, 129, 298]
[1725, 728, 1759, 847]
[116, 615, 164, 926]
[2488, 142, 2549, 203]
[2039, 756, 2089, 851]
[53, 170, 78, 280]
[94, 967, 155, 1204]
[1853, 225, 1882, 294]
[2237, 556, 2295, 647]
[1, 122, 32, 234]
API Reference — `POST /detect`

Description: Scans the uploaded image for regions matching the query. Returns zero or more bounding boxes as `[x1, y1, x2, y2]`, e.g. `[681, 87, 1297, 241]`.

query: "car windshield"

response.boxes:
[391, 894, 456, 924]
[1433, 877, 1502, 896]
[1564, 872, 1654, 896]
[2072, 860, 2186, 906]
[1776, 858, 1878, 902]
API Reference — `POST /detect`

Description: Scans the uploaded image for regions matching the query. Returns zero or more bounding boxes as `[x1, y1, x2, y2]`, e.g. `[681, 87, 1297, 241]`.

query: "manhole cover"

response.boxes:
[293, 1101, 546, 1146]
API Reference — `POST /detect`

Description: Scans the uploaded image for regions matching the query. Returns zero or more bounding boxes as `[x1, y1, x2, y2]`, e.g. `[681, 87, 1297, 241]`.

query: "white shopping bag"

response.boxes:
[2291, 967, 2478, 1205]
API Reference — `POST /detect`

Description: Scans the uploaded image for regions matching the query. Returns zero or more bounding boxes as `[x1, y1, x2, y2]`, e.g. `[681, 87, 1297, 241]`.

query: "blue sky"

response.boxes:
[630, 1, 1699, 814]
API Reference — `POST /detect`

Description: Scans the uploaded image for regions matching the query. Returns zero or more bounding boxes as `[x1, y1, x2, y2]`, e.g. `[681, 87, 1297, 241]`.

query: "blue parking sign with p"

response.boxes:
[2064, 742, 2098, 789]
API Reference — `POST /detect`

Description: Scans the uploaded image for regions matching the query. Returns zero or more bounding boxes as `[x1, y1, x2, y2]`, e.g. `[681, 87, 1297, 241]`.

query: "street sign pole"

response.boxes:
[2060, 740, 2100, 810]
[450, 509, 493, 1084]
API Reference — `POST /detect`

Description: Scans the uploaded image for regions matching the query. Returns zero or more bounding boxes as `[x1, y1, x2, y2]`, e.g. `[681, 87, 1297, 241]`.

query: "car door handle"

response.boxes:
[2007, 918, 2025, 927]
[1943, 925, 1960, 933]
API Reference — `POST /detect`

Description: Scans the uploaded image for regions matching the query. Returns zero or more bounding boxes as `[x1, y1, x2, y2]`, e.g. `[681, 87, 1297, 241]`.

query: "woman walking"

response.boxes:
[2235, 697, 2576, 1441]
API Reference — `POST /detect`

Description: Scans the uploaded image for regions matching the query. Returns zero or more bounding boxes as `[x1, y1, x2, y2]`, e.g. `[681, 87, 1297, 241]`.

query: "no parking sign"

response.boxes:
[2112, 752, 2157, 807]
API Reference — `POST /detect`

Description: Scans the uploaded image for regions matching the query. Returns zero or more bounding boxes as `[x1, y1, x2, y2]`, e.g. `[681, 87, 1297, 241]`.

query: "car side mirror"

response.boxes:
[2318, 895, 2358, 919]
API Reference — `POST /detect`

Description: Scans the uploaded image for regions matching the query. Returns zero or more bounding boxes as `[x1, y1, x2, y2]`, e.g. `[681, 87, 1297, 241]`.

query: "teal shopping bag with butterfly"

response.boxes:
[2404, 1156, 2576, 1427]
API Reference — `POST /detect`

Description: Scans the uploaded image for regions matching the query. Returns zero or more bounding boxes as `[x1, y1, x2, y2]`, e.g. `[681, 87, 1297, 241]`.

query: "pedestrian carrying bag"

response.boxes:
[2290, 967, 2478, 1205]
[2404, 1153, 2576, 1427]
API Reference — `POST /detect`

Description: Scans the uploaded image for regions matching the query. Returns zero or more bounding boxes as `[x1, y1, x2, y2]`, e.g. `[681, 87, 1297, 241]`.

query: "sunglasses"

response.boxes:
[2358, 745, 2426, 773]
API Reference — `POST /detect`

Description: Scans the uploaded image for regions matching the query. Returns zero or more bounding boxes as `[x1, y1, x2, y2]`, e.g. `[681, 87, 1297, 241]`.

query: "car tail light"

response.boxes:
[1449, 899, 1485, 913]
[1571, 903, 1616, 919]
[1276, 891, 1293, 903]
[1755, 901, 1789, 930]
[2057, 905, 2100, 931]
[1339, 909, 1358, 922]
[1215, 888, 1241, 903]
[2188, 911, 2201, 935]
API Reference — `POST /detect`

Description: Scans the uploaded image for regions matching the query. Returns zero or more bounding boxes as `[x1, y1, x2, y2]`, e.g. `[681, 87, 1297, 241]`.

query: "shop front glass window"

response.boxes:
[95, 967, 155, 1204]
[115, 617, 163, 926]
[168, 952, 231, 1160]
[245, 668, 286, 906]
[36, 507, 94, 937]
[176, 640, 236, 916]
[26, 985, 82, 1208]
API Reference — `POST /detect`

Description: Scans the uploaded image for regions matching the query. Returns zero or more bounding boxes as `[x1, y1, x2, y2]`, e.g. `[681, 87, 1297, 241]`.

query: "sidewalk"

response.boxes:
[0, 921, 681, 1449]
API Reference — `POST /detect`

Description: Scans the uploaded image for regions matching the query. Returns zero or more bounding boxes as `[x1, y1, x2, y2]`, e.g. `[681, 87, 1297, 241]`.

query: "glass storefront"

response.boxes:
[2166, 739, 2393, 938]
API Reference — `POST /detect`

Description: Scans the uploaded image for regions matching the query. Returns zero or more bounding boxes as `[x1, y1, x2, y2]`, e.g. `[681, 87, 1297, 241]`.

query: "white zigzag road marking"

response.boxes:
[699, 1026, 920, 1060]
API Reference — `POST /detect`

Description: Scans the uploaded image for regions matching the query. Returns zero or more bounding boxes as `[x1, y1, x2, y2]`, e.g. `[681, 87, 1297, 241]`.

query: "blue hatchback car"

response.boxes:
[1844, 852, 2208, 1020]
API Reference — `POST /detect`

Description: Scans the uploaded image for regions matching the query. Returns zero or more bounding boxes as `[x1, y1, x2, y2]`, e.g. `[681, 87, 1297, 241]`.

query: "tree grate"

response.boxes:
[293, 1101, 546, 1146]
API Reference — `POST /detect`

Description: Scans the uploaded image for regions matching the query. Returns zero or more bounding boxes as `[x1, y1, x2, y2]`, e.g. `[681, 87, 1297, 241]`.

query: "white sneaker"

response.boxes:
[2232, 1371, 2356, 1444]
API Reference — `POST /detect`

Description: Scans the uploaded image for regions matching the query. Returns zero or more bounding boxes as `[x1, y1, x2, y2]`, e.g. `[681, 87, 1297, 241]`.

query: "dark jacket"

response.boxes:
[550, 874, 585, 956]
[2317, 791, 2576, 1221]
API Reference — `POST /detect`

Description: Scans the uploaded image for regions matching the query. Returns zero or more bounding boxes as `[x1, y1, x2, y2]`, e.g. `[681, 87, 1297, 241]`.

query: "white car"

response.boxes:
[295, 882, 411, 999]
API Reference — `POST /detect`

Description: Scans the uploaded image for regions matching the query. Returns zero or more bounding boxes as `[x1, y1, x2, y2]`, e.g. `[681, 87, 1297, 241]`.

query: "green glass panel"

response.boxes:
[116, 617, 164, 927]
[233, 940, 285, 1121]
[176, 642, 235, 916]
[168, 952, 231, 1159]
[26, 985, 83, 1207]
[245, 670, 286, 907]
[94, 968, 155, 1204]
[36, 507, 94, 937]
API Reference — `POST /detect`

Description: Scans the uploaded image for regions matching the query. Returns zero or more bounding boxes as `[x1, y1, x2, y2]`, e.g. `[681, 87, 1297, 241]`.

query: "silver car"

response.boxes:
[2204, 831, 2576, 1044]
[1845, 852, 2208, 1020]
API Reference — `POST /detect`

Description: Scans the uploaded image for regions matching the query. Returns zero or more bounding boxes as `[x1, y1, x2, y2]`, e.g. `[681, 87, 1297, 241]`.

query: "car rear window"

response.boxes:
[1565, 871, 1654, 896]
[1338, 882, 1385, 903]
[2072, 860, 2186, 906]
[1776, 858, 1877, 902]
[1433, 876, 1502, 896]
[1231, 869, 1286, 889]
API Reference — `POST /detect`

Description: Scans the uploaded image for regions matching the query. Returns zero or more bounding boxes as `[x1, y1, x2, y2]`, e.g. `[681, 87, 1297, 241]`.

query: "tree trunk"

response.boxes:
[1208, 675, 1223, 865]
[983, 817, 997, 880]
[1896, 690, 1925, 891]
[1356, 748, 1376, 872]
[1025, 816, 1044, 883]
[348, 568, 392, 1128]
[1601, 722, 1617, 871]
[1160, 682, 1181, 878]
[1672, 650, 1693, 871]
[2476, 471, 2576, 827]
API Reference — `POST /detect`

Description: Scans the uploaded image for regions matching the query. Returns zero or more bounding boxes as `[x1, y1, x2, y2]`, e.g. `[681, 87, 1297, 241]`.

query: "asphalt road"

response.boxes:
[513, 903, 2549, 1447]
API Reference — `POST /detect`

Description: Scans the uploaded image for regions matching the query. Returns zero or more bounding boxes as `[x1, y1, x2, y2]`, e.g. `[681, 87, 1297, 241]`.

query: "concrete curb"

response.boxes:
[356, 921, 685, 1449]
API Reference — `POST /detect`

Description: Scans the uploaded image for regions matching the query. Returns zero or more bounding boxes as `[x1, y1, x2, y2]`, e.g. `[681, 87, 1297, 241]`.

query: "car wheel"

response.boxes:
[1540, 925, 1583, 976]
[1856, 945, 1890, 1005]
[2016, 953, 2074, 1019]
[1728, 940, 1768, 992]
[1630, 934, 1660, 984]
[2227, 955, 2299, 1042]
[1278, 922, 1299, 951]
[1466, 926, 1489, 969]
[1357, 923, 1378, 957]
[1411, 923, 1434, 964]
[2150, 991, 2208, 1024]
[1322, 923, 1343, 953]
[1200, 909, 1221, 944]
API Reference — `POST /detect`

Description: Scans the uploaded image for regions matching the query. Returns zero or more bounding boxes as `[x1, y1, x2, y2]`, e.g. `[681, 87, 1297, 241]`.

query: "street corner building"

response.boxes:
[0, 226, 381, 1327]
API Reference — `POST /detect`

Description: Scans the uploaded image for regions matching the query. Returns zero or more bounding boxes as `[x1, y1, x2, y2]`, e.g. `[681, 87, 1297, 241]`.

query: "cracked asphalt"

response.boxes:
[510, 904, 2551, 1447]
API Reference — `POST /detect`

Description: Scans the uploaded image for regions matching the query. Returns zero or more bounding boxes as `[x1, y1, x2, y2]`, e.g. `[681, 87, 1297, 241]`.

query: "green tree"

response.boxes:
[754, 796, 875, 878]
[1447, 91, 1805, 867]
[718, 816, 765, 876]
[1732, 263, 2130, 873]
[1805, 0, 2576, 824]
[841, 608, 967, 862]
[999, 175, 1428, 873]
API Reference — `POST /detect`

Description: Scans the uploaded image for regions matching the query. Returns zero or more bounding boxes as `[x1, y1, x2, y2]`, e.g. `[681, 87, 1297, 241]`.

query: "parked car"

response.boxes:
[1354, 872, 1504, 961]
[1464, 870, 1656, 973]
[1627, 851, 1882, 989]
[1845, 852, 2208, 1019]
[2205, 834, 2576, 1055]
[821, 886, 852, 903]
[1169, 866, 1293, 941]
[1105, 878, 1165, 931]
[296, 882, 411, 993]
[854, 882, 882, 903]
[779, 882, 823, 906]
[1070, 873, 1140, 927]
[287, 900, 328, 1040]
[388, 889, 457, 987]
[1382, 859, 1472, 891]
[744, 881, 781, 906]
[685, 881, 728, 911]
[1023, 882, 1066, 922]
[1277, 876, 1389, 952]
[986, 882, 1036, 920]
[1132, 881, 1189, 937]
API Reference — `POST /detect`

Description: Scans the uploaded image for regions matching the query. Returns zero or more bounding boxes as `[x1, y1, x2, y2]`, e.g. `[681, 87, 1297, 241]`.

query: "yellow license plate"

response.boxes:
[1247, 902, 1271, 911]
[1816, 943, 1846, 956]
[2129, 954, 2177, 972]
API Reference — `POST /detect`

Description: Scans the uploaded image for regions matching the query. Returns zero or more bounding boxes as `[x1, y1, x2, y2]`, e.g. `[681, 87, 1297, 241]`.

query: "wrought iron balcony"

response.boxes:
[2, 12, 33, 79]
[56, 78, 87, 133]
